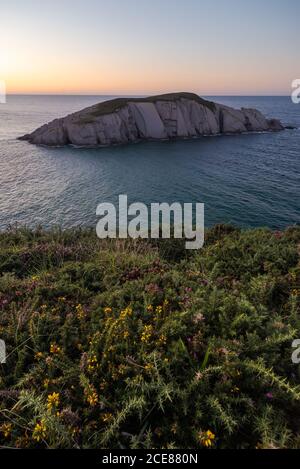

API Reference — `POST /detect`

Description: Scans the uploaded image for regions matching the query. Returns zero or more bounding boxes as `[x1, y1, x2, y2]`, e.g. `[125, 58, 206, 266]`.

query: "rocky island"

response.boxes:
[20, 92, 283, 147]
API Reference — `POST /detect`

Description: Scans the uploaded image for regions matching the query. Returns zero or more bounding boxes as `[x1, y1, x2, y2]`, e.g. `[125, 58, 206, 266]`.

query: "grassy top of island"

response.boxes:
[0, 224, 300, 449]
[77, 92, 216, 123]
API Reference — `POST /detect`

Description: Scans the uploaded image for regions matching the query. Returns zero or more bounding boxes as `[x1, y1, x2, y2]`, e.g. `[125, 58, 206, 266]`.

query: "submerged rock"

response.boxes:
[20, 92, 284, 147]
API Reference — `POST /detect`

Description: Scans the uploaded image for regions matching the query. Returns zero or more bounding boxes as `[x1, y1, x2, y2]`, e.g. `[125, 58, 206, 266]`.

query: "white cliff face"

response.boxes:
[20, 93, 284, 147]
[130, 103, 167, 139]
[218, 105, 248, 133]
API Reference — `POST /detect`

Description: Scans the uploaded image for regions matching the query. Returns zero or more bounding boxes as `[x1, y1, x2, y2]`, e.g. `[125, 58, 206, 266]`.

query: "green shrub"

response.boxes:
[0, 225, 299, 449]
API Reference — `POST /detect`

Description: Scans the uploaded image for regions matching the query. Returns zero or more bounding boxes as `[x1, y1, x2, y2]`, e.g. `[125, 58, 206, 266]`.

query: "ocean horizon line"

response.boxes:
[5, 93, 291, 98]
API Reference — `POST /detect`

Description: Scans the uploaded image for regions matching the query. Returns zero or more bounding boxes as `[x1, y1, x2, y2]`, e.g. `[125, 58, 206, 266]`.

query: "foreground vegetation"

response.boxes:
[0, 225, 300, 449]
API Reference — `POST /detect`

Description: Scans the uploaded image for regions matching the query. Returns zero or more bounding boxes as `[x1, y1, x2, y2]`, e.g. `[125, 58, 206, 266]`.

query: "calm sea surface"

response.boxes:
[0, 95, 299, 230]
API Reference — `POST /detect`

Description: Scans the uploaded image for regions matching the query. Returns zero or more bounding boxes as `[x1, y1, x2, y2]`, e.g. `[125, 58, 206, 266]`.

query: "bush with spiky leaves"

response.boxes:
[0, 225, 300, 449]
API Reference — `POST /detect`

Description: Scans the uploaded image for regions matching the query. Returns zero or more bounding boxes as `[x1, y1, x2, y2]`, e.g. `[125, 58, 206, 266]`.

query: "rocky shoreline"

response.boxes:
[20, 92, 284, 147]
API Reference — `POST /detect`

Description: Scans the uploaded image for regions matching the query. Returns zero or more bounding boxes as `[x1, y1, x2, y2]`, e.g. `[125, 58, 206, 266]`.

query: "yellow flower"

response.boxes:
[35, 351, 44, 360]
[43, 378, 50, 388]
[119, 306, 133, 321]
[123, 330, 129, 339]
[50, 343, 61, 354]
[32, 419, 47, 442]
[76, 304, 86, 319]
[47, 392, 60, 411]
[87, 355, 99, 372]
[230, 386, 240, 394]
[31, 275, 39, 281]
[87, 391, 98, 407]
[117, 364, 127, 375]
[101, 412, 113, 423]
[158, 334, 167, 345]
[104, 307, 112, 314]
[199, 430, 216, 447]
[144, 363, 154, 372]
[140, 324, 153, 343]
[0, 422, 12, 438]
[146, 304, 153, 312]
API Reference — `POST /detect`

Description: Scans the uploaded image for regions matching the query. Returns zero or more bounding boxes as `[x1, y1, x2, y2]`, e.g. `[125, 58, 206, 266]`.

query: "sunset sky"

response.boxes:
[1, 0, 299, 95]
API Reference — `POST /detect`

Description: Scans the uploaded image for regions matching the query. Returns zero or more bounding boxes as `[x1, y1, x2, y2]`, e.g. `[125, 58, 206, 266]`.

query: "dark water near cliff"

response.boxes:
[0, 95, 299, 230]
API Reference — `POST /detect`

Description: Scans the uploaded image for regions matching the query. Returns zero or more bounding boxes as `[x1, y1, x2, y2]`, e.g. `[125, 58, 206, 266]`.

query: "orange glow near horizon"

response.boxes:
[2, 60, 293, 96]
[2, 42, 294, 96]
[1, 1, 298, 97]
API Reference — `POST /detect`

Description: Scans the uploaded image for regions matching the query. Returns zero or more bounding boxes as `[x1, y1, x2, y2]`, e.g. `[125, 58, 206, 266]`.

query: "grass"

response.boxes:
[0, 224, 300, 449]
[76, 92, 216, 124]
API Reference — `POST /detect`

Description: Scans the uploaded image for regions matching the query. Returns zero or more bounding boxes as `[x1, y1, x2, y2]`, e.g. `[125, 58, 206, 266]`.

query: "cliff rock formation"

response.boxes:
[20, 93, 283, 147]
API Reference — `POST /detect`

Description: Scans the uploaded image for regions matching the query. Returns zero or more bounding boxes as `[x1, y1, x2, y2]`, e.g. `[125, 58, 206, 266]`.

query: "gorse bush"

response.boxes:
[0, 225, 299, 449]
